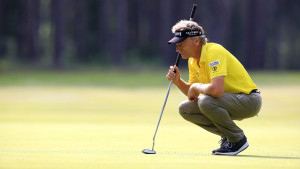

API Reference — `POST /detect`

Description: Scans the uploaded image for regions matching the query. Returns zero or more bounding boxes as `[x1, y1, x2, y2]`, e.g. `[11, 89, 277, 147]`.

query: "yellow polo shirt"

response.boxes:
[188, 43, 258, 94]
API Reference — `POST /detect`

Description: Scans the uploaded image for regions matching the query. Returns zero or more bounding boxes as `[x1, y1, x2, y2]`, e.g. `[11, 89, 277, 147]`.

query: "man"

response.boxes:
[166, 20, 262, 155]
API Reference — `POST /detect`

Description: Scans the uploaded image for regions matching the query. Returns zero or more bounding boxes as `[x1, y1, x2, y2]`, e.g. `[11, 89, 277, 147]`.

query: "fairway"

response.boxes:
[0, 73, 300, 168]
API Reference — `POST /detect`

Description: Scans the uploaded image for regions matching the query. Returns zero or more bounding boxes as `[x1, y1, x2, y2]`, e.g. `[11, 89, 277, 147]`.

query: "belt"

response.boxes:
[250, 89, 260, 94]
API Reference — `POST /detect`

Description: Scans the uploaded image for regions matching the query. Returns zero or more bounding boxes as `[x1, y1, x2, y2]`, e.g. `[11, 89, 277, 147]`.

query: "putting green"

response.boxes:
[0, 85, 299, 169]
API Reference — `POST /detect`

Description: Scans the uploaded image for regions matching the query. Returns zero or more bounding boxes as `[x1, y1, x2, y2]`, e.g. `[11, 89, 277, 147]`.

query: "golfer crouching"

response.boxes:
[166, 20, 262, 155]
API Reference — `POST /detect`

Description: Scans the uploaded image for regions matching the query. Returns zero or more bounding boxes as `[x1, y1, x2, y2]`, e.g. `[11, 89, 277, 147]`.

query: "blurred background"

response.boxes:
[1, 1, 300, 168]
[0, 0, 299, 71]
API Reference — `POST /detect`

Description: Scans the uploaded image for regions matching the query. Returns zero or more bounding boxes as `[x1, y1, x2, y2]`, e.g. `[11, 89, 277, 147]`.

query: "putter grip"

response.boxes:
[190, 4, 197, 21]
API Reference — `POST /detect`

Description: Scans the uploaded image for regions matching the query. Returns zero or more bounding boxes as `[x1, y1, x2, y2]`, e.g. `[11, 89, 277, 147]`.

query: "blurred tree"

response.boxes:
[72, 0, 90, 63]
[115, 0, 127, 66]
[0, 0, 299, 70]
[264, 0, 280, 69]
[126, 0, 139, 62]
[39, 0, 53, 66]
[16, 0, 40, 64]
[98, 0, 109, 63]
[225, 1, 243, 62]
[51, 0, 64, 68]
[281, 0, 300, 70]
[98, 0, 117, 65]
[98, 0, 127, 66]
[0, 0, 3, 60]
[242, 0, 266, 70]
[159, 0, 174, 65]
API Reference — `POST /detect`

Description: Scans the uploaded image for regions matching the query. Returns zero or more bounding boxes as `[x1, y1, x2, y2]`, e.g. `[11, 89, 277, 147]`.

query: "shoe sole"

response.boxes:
[213, 141, 249, 156]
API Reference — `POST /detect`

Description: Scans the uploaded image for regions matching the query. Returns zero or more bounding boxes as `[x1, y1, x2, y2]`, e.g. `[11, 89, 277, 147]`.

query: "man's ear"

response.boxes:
[195, 37, 201, 45]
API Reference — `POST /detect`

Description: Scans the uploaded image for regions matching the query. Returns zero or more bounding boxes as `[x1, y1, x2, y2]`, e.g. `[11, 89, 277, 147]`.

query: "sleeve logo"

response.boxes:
[212, 66, 218, 72]
[209, 60, 220, 67]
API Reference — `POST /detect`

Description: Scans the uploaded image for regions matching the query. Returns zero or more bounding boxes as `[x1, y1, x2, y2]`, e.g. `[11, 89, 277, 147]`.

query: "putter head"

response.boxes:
[142, 149, 156, 154]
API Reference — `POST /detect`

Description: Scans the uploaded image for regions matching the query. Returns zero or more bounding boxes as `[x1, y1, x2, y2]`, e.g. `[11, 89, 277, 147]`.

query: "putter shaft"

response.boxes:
[143, 4, 197, 155]
[151, 79, 173, 151]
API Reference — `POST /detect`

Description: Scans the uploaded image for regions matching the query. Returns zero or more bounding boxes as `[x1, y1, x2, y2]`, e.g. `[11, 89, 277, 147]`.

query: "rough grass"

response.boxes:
[0, 71, 299, 169]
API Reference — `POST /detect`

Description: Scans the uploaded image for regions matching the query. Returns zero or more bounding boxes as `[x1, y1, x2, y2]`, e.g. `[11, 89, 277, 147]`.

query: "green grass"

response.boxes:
[0, 71, 300, 169]
[1, 70, 300, 87]
[0, 70, 169, 87]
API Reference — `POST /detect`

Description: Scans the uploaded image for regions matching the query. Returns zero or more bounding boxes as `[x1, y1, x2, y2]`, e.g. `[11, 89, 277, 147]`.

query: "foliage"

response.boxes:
[0, 0, 300, 70]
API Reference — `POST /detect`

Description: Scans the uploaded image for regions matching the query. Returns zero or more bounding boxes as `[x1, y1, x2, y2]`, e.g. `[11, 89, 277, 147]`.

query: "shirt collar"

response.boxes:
[200, 44, 207, 62]
[189, 44, 207, 68]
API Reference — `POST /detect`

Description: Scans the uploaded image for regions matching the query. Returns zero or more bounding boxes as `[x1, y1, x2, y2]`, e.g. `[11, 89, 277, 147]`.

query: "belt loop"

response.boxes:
[250, 89, 260, 94]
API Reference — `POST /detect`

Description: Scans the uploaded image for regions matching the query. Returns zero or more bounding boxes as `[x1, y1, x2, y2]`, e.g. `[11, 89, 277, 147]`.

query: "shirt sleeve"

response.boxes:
[207, 50, 227, 79]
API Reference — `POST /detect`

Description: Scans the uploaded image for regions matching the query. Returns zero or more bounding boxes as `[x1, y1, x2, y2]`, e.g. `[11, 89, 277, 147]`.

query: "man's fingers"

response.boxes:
[166, 65, 180, 82]
[167, 74, 174, 80]
[187, 86, 197, 102]
[188, 95, 196, 102]
[174, 65, 179, 73]
[167, 66, 176, 81]
[170, 66, 174, 72]
[168, 67, 176, 77]
[188, 93, 197, 102]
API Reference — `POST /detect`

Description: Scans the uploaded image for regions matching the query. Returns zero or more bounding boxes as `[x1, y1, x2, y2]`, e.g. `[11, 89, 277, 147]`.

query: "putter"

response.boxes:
[142, 4, 197, 154]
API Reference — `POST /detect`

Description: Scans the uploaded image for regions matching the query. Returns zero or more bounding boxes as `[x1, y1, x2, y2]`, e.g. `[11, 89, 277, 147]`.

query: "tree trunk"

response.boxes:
[0, 0, 3, 60]
[243, 0, 267, 70]
[16, 0, 40, 64]
[159, 0, 174, 66]
[126, 0, 139, 52]
[99, 0, 127, 66]
[51, 0, 64, 69]
[73, 1, 90, 63]
[98, 0, 111, 63]
[114, 0, 127, 66]
[263, 0, 280, 70]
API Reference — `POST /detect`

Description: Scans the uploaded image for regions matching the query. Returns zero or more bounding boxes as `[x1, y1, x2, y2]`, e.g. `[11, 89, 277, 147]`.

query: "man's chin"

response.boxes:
[181, 55, 189, 59]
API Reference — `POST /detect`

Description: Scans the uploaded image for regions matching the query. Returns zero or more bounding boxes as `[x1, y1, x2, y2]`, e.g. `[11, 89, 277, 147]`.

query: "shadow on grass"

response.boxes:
[238, 154, 300, 160]
[150, 151, 300, 160]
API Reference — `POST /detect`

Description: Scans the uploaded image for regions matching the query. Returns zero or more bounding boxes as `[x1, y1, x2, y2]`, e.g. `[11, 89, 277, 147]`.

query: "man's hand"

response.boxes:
[166, 65, 181, 85]
[187, 83, 201, 102]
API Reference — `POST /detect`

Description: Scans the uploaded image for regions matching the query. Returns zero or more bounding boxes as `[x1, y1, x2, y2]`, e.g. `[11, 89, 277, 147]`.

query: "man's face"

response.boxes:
[176, 37, 198, 59]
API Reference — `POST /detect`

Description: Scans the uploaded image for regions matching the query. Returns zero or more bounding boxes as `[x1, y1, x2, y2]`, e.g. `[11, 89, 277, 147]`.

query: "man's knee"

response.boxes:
[198, 95, 216, 113]
[178, 101, 190, 115]
[178, 101, 199, 124]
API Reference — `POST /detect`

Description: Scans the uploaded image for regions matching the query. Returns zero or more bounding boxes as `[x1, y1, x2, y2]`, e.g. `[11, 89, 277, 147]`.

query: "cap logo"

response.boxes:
[174, 30, 202, 37]
[175, 32, 182, 36]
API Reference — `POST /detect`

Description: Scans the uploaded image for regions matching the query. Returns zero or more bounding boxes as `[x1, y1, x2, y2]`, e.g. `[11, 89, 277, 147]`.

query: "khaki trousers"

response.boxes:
[179, 92, 262, 142]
